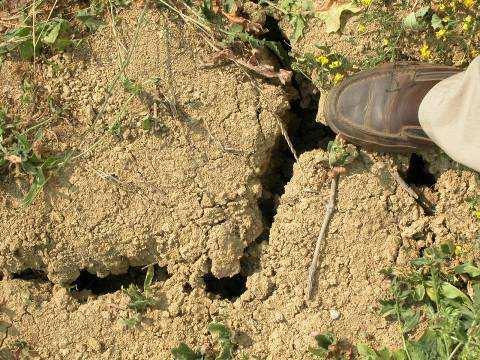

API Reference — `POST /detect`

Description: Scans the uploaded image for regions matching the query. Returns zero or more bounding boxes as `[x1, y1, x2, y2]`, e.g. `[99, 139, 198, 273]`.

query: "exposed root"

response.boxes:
[306, 173, 339, 300]
[274, 115, 299, 163]
[390, 166, 418, 200]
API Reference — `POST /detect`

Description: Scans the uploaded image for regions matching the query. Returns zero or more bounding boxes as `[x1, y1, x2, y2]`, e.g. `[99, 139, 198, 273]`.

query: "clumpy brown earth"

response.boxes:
[0, 2, 479, 360]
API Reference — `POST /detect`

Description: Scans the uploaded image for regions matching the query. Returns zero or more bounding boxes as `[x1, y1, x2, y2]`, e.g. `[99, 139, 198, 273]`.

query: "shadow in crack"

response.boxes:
[406, 153, 436, 187]
[203, 272, 247, 300]
[72, 265, 169, 295]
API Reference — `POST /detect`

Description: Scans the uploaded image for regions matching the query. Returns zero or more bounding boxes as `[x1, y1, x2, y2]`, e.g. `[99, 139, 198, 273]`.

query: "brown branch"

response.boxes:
[306, 174, 339, 300]
[275, 115, 299, 163]
[390, 166, 418, 200]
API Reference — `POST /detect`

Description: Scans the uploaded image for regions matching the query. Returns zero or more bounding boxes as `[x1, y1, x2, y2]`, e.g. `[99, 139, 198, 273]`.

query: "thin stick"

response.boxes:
[275, 115, 299, 162]
[32, 0, 37, 75]
[306, 174, 339, 300]
[390, 167, 418, 200]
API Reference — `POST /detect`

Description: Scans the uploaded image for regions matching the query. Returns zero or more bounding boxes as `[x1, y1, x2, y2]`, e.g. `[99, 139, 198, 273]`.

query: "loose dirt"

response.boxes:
[0, 3, 479, 360]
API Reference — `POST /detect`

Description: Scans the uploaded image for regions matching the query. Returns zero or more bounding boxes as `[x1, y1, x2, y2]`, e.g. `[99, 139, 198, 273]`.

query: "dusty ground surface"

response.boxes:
[0, 2, 479, 360]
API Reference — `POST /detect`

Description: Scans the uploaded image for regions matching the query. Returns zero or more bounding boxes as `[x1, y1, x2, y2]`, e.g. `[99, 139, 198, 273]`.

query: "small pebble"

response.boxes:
[330, 309, 341, 320]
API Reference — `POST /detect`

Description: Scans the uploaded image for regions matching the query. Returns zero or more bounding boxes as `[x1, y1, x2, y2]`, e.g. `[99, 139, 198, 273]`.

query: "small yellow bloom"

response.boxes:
[471, 48, 479, 57]
[329, 60, 342, 69]
[438, 3, 446, 11]
[435, 28, 447, 39]
[463, 15, 473, 31]
[442, 16, 450, 23]
[448, 1, 456, 10]
[382, 38, 389, 46]
[419, 43, 432, 60]
[475, 210, 480, 219]
[463, 0, 474, 8]
[360, 0, 372, 6]
[358, 24, 367, 33]
[332, 73, 344, 84]
[455, 245, 463, 256]
[316, 55, 329, 66]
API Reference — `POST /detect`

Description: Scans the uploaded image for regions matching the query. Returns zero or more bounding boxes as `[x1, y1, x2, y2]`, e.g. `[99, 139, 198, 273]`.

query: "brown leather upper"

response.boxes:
[324, 63, 461, 152]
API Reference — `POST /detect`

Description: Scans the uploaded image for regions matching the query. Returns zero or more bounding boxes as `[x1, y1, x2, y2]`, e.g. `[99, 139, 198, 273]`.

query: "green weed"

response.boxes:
[0, 17, 74, 60]
[327, 138, 358, 168]
[171, 323, 236, 360]
[357, 0, 480, 67]
[0, 106, 70, 206]
[466, 196, 480, 220]
[311, 242, 480, 359]
[121, 265, 157, 328]
[261, 0, 314, 43]
[292, 47, 351, 88]
[309, 331, 353, 359]
[122, 265, 157, 313]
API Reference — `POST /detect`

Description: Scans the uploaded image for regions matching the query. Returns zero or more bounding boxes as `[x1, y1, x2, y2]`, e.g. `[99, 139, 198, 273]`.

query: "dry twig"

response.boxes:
[390, 166, 418, 200]
[274, 115, 299, 162]
[306, 173, 339, 300]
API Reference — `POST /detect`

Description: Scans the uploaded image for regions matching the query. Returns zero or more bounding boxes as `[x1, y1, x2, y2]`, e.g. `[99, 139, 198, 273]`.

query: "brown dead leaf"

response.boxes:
[206, 49, 292, 84]
[222, 12, 264, 34]
[3, 0, 29, 12]
[317, 0, 347, 11]
[5, 154, 22, 164]
[32, 140, 42, 158]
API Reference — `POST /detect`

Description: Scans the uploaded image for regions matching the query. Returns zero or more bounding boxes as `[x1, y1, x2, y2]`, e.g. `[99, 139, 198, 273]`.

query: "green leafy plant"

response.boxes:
[316, 1, 361, 34]
[308, 331, 353, 359]
[402, 6, 431, 30]
[327, 139, 358, 168]
[76, 0, 132, 32]
[171, 323, 236, 360]
[466, 196, 480, 220]
[292, 47, 351, 88]
[357, 242, 480, 359]
[123, 265, 156, 313]
[0, 107, 70, 205]
[0, 17, 74, 59]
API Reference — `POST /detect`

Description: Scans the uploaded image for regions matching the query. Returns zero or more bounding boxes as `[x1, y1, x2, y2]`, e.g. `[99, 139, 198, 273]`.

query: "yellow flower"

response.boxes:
[463, 0, 474, 7]
[382, 38, 389, 46]
[360, 0, 372, 6]
[329, 60, 342, 69]
[435, 28, 447, 39]
[358, 24, 367, 33]
[332, 73, 344, 84]
[316, 55, 329, 66]
[442, 16, 450, 23]
[463, 15, 473, 31]
[454, 245, 463, 256]
[471, 48, 479, 57]
[438, 3, 446, 11]
[419, 43, 432, 60]
[448, 1, 456, 10]
[475, 210, 480, 219]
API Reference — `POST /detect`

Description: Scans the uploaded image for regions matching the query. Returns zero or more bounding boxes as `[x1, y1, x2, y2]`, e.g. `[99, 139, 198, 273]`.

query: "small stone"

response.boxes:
[274, 312, 285, 323]
[59, 349, 70, 357]
[86, 337, 102, 353]
[62, 84, 71, 98]
[330, 309, 341, 320]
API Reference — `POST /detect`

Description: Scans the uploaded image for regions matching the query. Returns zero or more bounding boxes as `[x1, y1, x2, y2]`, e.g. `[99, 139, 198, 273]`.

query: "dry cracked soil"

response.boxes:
[0, 2, 479, 360]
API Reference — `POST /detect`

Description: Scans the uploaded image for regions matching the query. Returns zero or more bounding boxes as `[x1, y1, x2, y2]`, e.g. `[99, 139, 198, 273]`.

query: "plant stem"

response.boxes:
[306, 174, 338, 300]
[447, 342, 463, 360]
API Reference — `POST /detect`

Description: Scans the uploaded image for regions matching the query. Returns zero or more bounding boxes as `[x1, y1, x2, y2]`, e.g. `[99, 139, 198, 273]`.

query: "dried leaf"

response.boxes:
[222, 12, 264, 34]
[5, 154, 22, 164]
[207, 49, 293, 84]
[32, 139, 42, 158]
[316, 1, 361, 33]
